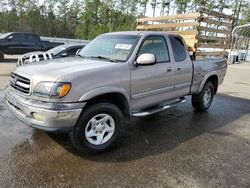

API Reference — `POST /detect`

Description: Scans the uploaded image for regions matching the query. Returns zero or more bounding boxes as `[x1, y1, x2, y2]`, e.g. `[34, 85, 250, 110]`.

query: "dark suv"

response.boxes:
[0, 32, 63, 60]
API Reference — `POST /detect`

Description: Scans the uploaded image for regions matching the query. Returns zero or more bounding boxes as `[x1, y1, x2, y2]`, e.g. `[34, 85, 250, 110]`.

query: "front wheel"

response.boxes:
[69, 103, 123, 153]
[192, 81, 215, 112]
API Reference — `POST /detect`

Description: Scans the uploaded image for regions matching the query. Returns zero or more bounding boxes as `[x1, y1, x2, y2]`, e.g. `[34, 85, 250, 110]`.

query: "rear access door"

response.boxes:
[169, 36, 193, 97]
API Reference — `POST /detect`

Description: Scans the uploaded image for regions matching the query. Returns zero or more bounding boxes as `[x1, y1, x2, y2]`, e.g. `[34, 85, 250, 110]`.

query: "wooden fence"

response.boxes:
[137, 8, 233, 59]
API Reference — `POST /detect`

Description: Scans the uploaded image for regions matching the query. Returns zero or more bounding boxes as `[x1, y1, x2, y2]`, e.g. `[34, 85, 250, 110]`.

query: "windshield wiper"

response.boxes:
[90, 56, 117, 63]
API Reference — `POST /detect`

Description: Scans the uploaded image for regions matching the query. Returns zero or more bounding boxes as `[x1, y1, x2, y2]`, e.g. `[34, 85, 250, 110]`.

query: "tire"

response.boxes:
[69, 103, 123, 153]
[0, 50, 4, 61]
[192, 81, 215, 112]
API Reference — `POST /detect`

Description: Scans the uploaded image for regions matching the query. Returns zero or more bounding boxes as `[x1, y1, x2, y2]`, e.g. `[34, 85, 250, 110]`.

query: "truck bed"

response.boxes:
[191, 58, 227, 94]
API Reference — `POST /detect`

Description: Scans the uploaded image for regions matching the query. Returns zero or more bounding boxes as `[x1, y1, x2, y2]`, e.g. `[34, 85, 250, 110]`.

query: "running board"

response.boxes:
[132, 98, 186, 117]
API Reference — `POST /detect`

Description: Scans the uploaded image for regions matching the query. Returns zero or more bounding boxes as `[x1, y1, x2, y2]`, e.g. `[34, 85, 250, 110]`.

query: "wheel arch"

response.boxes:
[198, 72, 219, 94]
[206, 75, 219, 94]
[79, 86, 130, 116]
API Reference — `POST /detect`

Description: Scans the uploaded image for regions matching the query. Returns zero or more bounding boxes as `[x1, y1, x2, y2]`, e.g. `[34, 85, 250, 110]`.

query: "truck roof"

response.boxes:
[103, 31, 174, 37]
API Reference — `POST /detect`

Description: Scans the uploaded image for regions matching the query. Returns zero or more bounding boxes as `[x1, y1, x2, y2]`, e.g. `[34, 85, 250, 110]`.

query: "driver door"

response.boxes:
[5, 33, 23, 54]
[131, 35, 175, 109]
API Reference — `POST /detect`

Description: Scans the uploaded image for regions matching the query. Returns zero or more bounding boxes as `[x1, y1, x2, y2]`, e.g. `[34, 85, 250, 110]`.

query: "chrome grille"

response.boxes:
[10, 73, 31, 94]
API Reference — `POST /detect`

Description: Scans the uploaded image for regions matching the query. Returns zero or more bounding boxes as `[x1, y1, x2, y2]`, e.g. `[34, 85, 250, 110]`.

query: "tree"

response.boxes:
[138, 0, 149, 16]
[240, 5, 250, 25]
[232, 0, 249, 28]
[57, 0, 70, 37]
[0, 0, 248, 40]
[175, 0, 191, 13]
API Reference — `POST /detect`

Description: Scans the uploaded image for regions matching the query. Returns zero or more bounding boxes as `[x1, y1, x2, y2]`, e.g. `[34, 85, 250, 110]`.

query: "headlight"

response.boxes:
[33, 82, 71, 98]
[33, 82, 54, 97]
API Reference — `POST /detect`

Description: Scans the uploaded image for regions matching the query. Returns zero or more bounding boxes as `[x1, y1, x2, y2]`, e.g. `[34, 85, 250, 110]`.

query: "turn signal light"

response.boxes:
[59, 84, 71, 97]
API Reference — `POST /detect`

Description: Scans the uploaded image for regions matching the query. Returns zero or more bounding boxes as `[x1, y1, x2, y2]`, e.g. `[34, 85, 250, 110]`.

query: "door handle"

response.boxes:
[177, 68, 182, 71]
[167, 68, 172, 72]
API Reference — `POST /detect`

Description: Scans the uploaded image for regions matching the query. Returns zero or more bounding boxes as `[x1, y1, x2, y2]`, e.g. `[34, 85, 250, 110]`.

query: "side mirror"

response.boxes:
[7, 36, 13, 40]
[61, 53, 68, 57]
[136, 53, 156, 65]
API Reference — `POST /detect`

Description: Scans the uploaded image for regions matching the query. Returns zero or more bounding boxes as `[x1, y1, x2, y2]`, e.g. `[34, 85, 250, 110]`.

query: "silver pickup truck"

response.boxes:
[5, 31, 227, 152]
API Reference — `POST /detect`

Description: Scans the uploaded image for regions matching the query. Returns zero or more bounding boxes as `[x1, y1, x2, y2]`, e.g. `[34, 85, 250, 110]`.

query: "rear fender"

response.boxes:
[198, 71, 218, 93]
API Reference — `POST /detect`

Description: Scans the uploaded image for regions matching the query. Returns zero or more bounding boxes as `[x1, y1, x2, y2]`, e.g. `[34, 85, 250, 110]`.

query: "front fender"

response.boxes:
[79, 85, 130, 102]
[198, 71, 218, 93]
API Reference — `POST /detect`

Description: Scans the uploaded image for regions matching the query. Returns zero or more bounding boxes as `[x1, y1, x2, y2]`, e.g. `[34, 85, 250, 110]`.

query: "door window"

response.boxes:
[11, 33, 24, 41]
[138, 36, 170, 63]
[169, 36, 187, 62]
[26, 34, 39, 41]
[65, 47, 82, 56]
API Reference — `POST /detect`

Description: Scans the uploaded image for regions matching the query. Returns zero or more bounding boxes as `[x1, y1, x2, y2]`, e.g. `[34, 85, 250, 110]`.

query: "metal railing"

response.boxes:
[41, 36, 89, 44]
[229, 23, 250, 64]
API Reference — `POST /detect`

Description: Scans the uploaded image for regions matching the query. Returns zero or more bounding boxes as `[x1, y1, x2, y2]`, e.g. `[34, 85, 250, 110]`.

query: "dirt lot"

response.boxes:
[0, 57, 249, 188]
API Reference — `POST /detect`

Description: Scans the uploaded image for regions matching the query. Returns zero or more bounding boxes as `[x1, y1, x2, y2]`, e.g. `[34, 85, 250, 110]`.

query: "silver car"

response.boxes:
[17, 44, 86, 66]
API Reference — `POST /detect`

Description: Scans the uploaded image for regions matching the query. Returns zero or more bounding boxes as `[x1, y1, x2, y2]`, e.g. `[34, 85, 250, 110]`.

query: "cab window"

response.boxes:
[138, 36, 170, 63]
[26, 34, 39, 41]
[12, 33, 24, 40]
[169, 36, 187, 62]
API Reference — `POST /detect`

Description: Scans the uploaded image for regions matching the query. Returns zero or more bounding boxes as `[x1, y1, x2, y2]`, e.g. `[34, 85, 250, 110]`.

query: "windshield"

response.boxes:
[47, 45, 66, 56]
[78, 34, 139, 62]
[0, 33, 11, 39]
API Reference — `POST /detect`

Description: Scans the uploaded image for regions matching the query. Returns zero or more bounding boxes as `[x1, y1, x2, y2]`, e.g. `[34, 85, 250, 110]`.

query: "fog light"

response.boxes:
[32, 113, 45, 122]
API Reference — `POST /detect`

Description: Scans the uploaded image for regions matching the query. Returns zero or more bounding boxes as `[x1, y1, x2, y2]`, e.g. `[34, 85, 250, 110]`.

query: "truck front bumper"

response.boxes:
[5, 87, 86, 132]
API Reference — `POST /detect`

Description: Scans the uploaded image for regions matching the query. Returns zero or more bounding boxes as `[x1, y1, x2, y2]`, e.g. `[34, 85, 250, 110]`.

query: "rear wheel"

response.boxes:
[0, 50, 4, 61]
[69, 102, 122, 153]
[192, 81, 214, 112]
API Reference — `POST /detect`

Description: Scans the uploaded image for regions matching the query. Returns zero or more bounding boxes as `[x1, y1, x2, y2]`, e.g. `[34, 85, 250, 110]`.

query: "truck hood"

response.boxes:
[14, 57, 119, 82]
